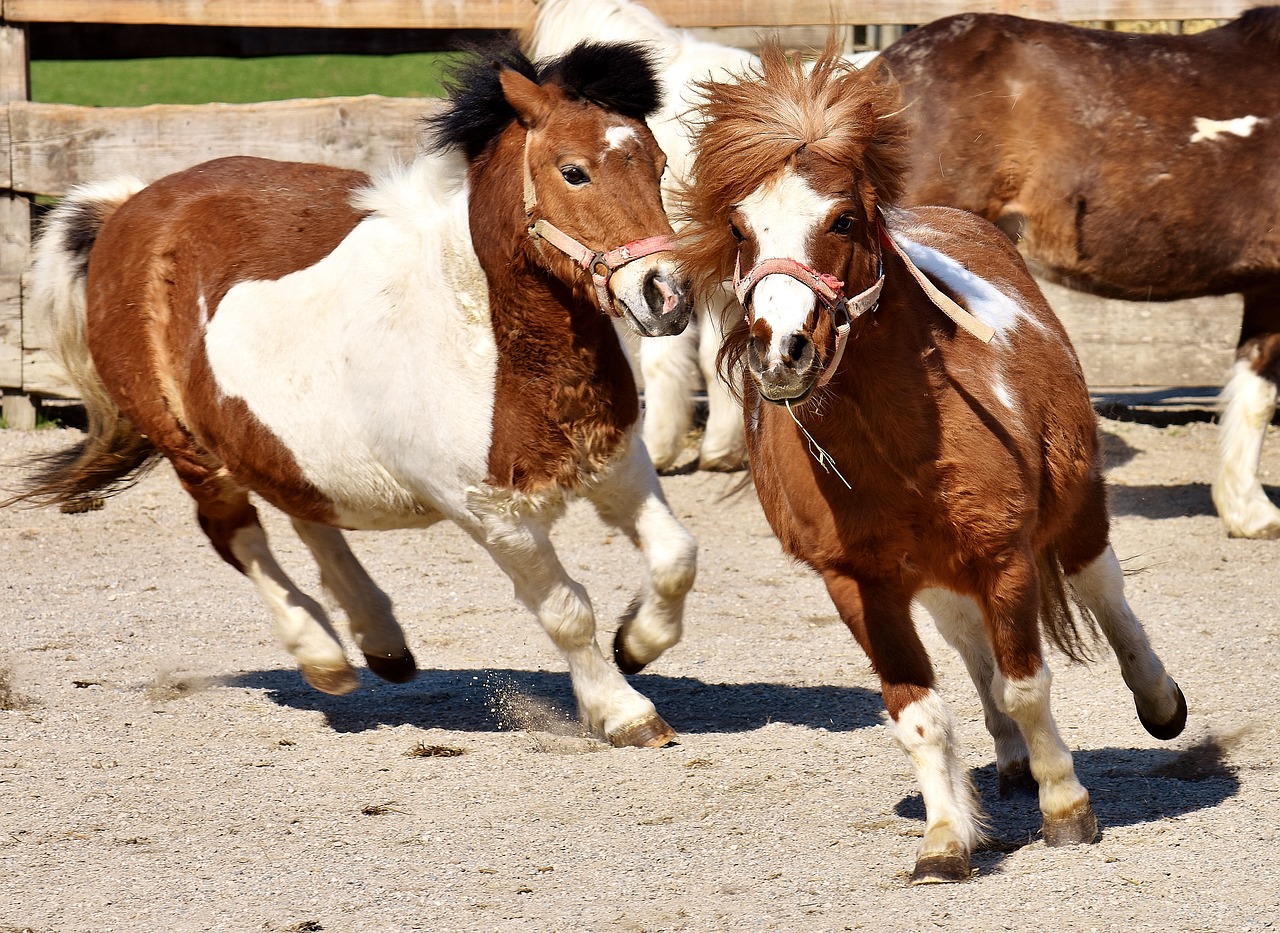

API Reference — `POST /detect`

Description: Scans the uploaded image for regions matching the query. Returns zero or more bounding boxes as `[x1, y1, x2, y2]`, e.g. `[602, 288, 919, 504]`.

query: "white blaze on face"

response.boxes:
[737, 169, 837, 360]
[1190, 115, 1266, 143]
[605, 124, 639, 150]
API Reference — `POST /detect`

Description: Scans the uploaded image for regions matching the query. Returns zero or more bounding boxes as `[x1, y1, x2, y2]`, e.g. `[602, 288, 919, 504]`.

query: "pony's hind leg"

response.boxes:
[917, 589, 1034, 796]
[695, 292, 746, 471]
[583, 436, 697, 676]
[465, 489, 677, 748]
[825, 573, 983, 883]
[639, 316, 701, 472]
[196, 492, 359, 694]
[1212, 350, 1280, 539]
[291, 519, 416, 684]
[1067, 547, 1187, 740]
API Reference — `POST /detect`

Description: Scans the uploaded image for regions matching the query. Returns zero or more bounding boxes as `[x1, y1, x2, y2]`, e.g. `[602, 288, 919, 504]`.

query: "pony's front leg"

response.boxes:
[465, 491, 676, 748]
[825, 573, 983, 884]
[291, 519, 417, 684]
[639, 323, 700, 472]
[916, 589, 1034, 796]
[982, 556, 1098, 848]
[582, 435, 697, 674]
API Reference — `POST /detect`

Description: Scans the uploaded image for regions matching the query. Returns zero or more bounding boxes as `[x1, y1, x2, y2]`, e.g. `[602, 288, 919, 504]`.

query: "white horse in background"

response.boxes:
[528, 0, 877, 472]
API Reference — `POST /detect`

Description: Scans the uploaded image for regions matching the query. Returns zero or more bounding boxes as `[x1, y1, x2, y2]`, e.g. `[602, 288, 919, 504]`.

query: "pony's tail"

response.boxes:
[1037, 548, 1100, 664]
[3, 177, 160, 512]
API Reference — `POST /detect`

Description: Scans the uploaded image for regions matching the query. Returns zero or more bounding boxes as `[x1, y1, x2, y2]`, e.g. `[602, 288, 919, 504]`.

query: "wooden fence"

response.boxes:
[0, 0, 1255, 427]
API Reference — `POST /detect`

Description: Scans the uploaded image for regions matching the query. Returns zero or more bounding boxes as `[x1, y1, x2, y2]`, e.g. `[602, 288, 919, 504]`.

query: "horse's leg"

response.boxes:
[464, 492, 676, 747]
[1058, 477, 1187, 739]
[696, 292, 747, 471]
[290, 519, 417, 684]
[1211, 288, 1280, 538]
[917, 590, 1035, 796]
[825, 572, 982, 884]
[980, 550, 1096, 848]
[639, 319, 700, 472]
[580, 436, 697, 674]
[183, 472, 357, 695]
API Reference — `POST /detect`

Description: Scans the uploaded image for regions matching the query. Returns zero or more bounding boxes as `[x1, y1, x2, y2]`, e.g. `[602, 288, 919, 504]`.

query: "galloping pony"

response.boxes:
[8, 42, 697, 748]
[527, 0, 876, 472]
[678, 42, 1187, 882]
[878, 10, 1280, 538]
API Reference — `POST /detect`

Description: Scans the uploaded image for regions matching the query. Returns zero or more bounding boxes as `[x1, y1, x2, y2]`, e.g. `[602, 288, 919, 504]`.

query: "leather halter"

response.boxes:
[732, 216, 997, 386]
[521, 128, 675, 317]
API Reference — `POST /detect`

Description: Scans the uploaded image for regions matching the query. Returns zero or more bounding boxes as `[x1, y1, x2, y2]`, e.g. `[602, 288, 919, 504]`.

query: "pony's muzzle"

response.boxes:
[612, 259, 692, 337]
[748, 322, 818, 402]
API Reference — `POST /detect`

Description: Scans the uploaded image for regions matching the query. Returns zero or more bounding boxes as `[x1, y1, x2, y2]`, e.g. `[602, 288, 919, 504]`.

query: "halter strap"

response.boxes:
[521, 127, 675, 317]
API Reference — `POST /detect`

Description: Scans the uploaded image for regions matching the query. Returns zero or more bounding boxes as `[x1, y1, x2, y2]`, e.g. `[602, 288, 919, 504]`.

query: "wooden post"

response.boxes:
[0, 17, 35, 429]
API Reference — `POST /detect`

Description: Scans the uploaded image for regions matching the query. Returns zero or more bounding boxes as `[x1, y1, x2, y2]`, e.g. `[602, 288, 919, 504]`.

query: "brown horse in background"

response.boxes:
[879, 8, 1280, 538]
[678, 41, 1186, 883]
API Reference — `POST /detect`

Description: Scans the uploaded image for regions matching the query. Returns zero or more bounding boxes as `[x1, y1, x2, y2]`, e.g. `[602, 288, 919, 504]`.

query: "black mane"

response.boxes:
[1236, 5, 1280, 49]
[427, 40, 662, 160]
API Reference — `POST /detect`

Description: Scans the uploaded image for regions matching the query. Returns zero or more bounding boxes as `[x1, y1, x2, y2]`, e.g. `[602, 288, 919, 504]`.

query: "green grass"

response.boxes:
[30, 53, 460, 106]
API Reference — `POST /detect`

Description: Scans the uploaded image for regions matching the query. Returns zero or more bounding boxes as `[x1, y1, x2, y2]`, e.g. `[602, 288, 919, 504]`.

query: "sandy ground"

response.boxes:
[1, 401, 1278, 933]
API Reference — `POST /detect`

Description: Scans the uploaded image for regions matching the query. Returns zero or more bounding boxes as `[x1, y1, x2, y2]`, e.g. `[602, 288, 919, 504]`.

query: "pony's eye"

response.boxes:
[730, 222, 745, 242]
[830, 213, 856, 236]
[560, 165, 591, 186]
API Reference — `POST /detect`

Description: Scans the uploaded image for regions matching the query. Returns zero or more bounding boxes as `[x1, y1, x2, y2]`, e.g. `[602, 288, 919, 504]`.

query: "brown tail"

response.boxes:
[2, 176, 159, 512]
[1037, 548, 1100, 663]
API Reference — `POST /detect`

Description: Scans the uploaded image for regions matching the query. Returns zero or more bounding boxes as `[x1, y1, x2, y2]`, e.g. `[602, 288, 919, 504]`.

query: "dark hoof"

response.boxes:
[1042, 800, 1099, 847]
[364, 649, 417, 684]
[1138, 683, 1187, 741]
[613, 602, 647, 675]
[608, 714, 676, 748]
[998, 760, 1039, 798]
[910, 851, 971, 884]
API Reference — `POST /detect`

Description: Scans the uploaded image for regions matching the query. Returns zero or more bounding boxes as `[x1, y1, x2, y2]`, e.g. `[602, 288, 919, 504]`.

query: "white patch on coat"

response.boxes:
[890, 233, 1034, 340]
[605, 124, 638, 150]
[203, 151, 498, 530]
[1190, 115, 1266, 143]
[736, 168, 838, 347]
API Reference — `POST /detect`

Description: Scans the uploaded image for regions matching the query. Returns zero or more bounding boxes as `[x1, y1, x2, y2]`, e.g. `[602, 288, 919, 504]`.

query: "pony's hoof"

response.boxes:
[998, 759, 1038, 798]
[300, 663, 360, 696]
[1042, 800, 1099, 847]
[613, 618, 647, 675]
[698, 453, 747, 473]
[608, 714, 676, 748]
[1138, 682, 1187, 741]
[364, 649, 417, 684]
[910, 850, 971, 884]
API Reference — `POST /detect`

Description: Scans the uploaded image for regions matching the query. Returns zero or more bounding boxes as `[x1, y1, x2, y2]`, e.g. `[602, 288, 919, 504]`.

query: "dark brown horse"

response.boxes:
[7, 42, 696, 747]
[878, 8, 1280, 538]
[678, 41, 1187, 883]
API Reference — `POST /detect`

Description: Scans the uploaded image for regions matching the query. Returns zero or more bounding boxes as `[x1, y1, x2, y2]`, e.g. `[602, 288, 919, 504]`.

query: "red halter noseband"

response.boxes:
[521, 129, 675, 317]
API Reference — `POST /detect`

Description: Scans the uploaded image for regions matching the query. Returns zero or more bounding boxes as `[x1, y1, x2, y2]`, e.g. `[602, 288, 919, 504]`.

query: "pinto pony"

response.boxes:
[678, 43, 1187, 882]
[878, 9, 1280, 539]
[8, 42, 697, 748]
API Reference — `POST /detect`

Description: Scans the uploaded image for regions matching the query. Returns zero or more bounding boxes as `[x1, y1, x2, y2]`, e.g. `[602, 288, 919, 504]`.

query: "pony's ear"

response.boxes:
[500, 68, 553, 130]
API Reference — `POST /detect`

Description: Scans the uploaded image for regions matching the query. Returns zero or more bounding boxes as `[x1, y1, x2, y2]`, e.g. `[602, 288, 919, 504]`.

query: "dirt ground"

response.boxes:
[1, 399, 1278, 933]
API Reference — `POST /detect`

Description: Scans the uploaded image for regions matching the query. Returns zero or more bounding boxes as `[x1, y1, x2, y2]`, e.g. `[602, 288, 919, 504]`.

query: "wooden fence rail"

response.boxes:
[0, 1, 1255, 427]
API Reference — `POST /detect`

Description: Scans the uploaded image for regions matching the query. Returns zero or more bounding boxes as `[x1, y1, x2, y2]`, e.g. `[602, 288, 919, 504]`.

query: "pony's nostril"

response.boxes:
[643, 269, 680, 314]
[781, 333, 809, 364]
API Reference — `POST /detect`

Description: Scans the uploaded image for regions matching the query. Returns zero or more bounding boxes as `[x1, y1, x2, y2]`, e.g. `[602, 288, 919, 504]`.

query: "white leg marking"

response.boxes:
[892, 691, 985, 856]
[917, 590, 1029, 775]
[1212, 360, 1280, 538]
[1069, 547, 1182, 726]
[696, 291, 746, 470]
[585, 435, 697, 666]
[228, 523, 356, 692]
[992, 665, 1088, 820]
[465, 492, 664, 743]
[291, 519, 408, 661]
[640, 326, 700, 470]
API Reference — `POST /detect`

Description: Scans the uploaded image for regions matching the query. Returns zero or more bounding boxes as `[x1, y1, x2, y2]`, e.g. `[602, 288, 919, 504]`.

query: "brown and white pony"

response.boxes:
[678, 42, 1187, 882]
[878, 9, 1280, 539]
[7, 42, 696, 748]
